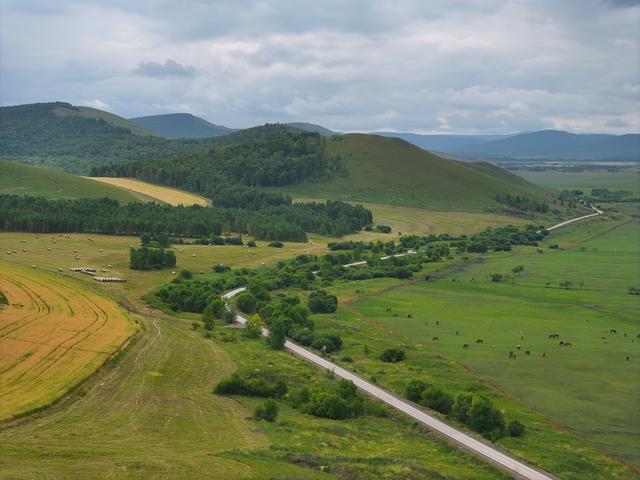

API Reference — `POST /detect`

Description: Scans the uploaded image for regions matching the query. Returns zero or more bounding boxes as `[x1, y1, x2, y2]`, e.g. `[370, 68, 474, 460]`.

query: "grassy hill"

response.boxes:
[53, 104, 160, 137]
[276, 133, 552, 212]
[129, 113, 235, 139]
[0, 160, 138, 202]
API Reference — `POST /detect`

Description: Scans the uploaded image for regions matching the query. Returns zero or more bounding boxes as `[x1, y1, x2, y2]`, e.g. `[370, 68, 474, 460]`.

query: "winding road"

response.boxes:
[222, 207, 604, 480]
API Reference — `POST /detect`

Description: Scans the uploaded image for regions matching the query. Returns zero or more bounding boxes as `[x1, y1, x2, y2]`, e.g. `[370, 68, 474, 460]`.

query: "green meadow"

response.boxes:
[515, 167, 640, 196]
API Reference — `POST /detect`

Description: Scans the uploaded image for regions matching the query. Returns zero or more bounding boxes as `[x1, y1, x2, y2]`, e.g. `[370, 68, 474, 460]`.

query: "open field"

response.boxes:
[0, 160, 138, 202]
[515, 168, 640, 196]
[0, 230, 510, 479]
[0, 262, 136, 421]
[309, 215, 639, 475]
[88, 177, 211, 206]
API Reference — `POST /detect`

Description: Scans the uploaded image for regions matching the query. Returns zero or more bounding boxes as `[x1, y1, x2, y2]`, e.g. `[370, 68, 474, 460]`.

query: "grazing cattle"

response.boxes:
[525, 350, 530, 356]
[456, 330, 459, 336]
[476, 339, 484, 344]
[508, 351, 516, 359]
[610, 329, 617, 334]
[564, 342, 572, 347]
[520, 335, 524, 340]
[436, 321, 440, 326]
[385, 308, 391, 312]
[601, 337, 607, 340]
[516, 344, 521, 350]
[393, 313, 399, 317]
[548, 334, 559, 339]
[624, 333, 627, 337]
[491, 345, 496, 349]
[432, 336, 439, 341]
[559, 341, 565, 346]
[463, 344, 470, 349]
[543, 352, 546, 358]
[407, 314, 412, 318]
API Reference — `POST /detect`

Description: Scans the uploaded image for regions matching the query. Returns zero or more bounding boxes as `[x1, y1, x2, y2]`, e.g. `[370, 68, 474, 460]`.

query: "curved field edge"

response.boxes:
[0, 261, 138, 422]
[87, 177, 211, 206]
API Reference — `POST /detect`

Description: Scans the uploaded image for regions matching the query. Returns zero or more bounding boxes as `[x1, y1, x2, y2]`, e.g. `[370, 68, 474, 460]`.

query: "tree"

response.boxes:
[304, 391, 350, 420]
[452, 393, 474, 423]
[508, 420, 525, 437]
[268, 318, 287, 349]
[405, 379, 427, 402]
[308, 290, 338, 314]
[245, 314, 264, 338]
[468, 397, 505, 441]
[180, 269, 193, 279]
[254, 399, 279, 422]
[224, 308, 236, 324]
[420, 387, 453, 414]
[236, 292, 257, 314]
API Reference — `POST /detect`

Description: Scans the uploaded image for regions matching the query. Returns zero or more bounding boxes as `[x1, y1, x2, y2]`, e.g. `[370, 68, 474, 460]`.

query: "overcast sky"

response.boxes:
[1, 0, 638, 133]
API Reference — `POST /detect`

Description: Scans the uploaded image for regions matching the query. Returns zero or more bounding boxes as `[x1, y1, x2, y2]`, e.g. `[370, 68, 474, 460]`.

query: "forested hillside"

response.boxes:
[0, 102, 298, 173]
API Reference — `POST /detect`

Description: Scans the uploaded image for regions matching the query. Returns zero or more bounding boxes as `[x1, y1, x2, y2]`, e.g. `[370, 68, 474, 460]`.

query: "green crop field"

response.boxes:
[307, 215, 639, 477]
[0, 160, 138, 202]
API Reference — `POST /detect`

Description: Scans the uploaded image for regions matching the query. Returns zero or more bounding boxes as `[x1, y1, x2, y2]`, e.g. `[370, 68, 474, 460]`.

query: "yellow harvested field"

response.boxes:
[0, 262, 136, 420]
[87, 177, 210, 206]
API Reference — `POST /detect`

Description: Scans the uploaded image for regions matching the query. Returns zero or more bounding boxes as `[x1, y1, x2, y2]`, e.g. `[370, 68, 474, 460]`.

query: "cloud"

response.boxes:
[133, 59, 196, 78]
[0, 0, 638, 133]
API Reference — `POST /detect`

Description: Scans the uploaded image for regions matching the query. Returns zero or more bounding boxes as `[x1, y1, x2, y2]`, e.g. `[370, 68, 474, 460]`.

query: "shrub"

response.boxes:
[214, 373, 287, 398]
[247, 240, 257, 247]
[236, 292, 257, 314]
[379, 348, 406, 363]
[311, 334, 342, 353]
[468, 397, 505, 441]
[269, 241, 284, 248]
[180, 269, 193, 279]
[245, 314, 264, 338]
[254, 399, 279, 422]
[420, 387, 453, 414]
[268, 318, 287, 349]
[213, 264, 230, 273]
[490, 273, 505, 283]
[289, 326, 315, 346]
[308, 290, 338, 314]
[304, 391, 351, 420]
[512, 265, 524, 274]
[508, 420, 525, 437]
[224, 308, 236, 324]
[452, 393, 474, 423]
[405, 379, 427, 402]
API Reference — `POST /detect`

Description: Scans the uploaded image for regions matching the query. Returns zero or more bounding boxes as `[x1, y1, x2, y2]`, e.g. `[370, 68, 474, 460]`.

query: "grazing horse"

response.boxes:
[436, 320, 440, 326]
[463, 344, 470, 349]
[542, 352, 546, 358]
[516, 344, 521, 350]
[456, 330, 459, 336]
[407, 314, 412, 318]
[525, 350, 530, 356]
[564, 342, 572, 347]
[476, 339, 484, 344]
[548, 333, 559, 339]
[432, 336, 439, 341]
[491, 345, 496, 349]
[610, 329, 617, 334]
[508, 351, 516, 359]
[559, 341, 565, 346]
[385, 308, 391, 312]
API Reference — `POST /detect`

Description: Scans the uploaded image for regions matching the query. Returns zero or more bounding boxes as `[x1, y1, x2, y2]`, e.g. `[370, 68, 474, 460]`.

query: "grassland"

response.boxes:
[0, 231, 510, 479]
[88, 177, 211, 206]
[0, 160, 138, 202]
[515, 167, 640, 196]
[275, 134, 553, 212]
[53, 105, 160, 137]
[0, 261, 136, 421]
[308, 215, 639, 476]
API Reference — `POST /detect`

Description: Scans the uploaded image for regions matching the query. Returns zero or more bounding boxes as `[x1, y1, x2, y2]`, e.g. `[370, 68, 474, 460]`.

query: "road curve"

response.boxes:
[222, 287, 554, 480]
[545, 205, 602, 232]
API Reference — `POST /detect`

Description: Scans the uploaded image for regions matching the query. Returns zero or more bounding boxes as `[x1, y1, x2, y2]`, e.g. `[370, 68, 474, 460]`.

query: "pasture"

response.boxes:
[515, 166, 640, 196]
[0, 159, 137, 203]
[0, 261, 136, 421]
[88, 177, 211, 206]
[311, 215, 639, 475]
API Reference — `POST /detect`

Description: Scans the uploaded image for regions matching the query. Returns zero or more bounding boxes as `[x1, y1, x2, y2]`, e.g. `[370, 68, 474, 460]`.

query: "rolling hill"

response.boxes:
[274, 133, 552, 212]
[372, 132, 508, 151]
[0, 160, 138, 203]
[52, 104, 160, 136]
[129, 113, 235, 139]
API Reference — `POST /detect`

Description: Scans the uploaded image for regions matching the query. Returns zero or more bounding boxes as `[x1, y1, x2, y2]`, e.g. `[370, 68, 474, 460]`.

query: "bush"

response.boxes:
[508, 420, 525, 437]
[512, 265, 524, 274]
[289, 326, 315, 346]
[308, 290, 338, 314]
[420, 387, 453, 414]
[379, 348, 405, 363]
[405, 379, 427, 402]
[213, 264, 230, 273]
[247, 240, 257, 247]
[452, 393, 474, 423]
[269, 241, 284, 248]
[224, 308, 236, 324]
[236, 292, 257, 314]
[304, 391, 351, 420]
[468, 397, 505, 441]
[254, 399, 279, 422]
[214, 373, 287, 398]
[268, 318, 287, 349]
[180, 269, 193, 279]
[490, 273, 505, 283]
[311, 334, 342, 353]
[245, 314, 264, 338]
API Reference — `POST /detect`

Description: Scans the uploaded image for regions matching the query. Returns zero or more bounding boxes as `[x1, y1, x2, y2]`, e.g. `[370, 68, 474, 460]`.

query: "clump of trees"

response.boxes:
[496, 193, 549, 213]
[308, 290, 338, 314]
[379, 348, 406, 363]
[129, 246, 176, 271]
[254, 399, 279, 422]
[214, 373, 288, 398]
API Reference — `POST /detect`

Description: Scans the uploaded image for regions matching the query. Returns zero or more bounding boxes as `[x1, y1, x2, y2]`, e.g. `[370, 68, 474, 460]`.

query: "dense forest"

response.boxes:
[0, 102, 305, 173]
[0, 195, 372, 241]
[90, 130, 344, 203]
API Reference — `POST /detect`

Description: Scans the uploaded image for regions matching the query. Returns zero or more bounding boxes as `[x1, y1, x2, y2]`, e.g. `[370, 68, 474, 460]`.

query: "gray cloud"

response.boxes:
[0, 0, 638, 133]
[134, 59, 196, 78]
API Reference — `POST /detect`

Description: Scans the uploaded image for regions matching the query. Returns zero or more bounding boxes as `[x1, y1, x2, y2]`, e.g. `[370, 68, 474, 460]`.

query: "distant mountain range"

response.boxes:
[374, 130, 639, 161]
[129, 113, 236, 139]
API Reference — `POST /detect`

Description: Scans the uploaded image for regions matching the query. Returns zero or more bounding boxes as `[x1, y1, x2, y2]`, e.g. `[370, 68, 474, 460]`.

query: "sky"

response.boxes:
[1, 0, 638, 134]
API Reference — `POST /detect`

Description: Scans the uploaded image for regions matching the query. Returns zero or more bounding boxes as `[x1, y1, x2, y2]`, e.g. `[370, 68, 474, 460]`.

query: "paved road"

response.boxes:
[220, 208, 605, 478]
[222, 287, 554, 480]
